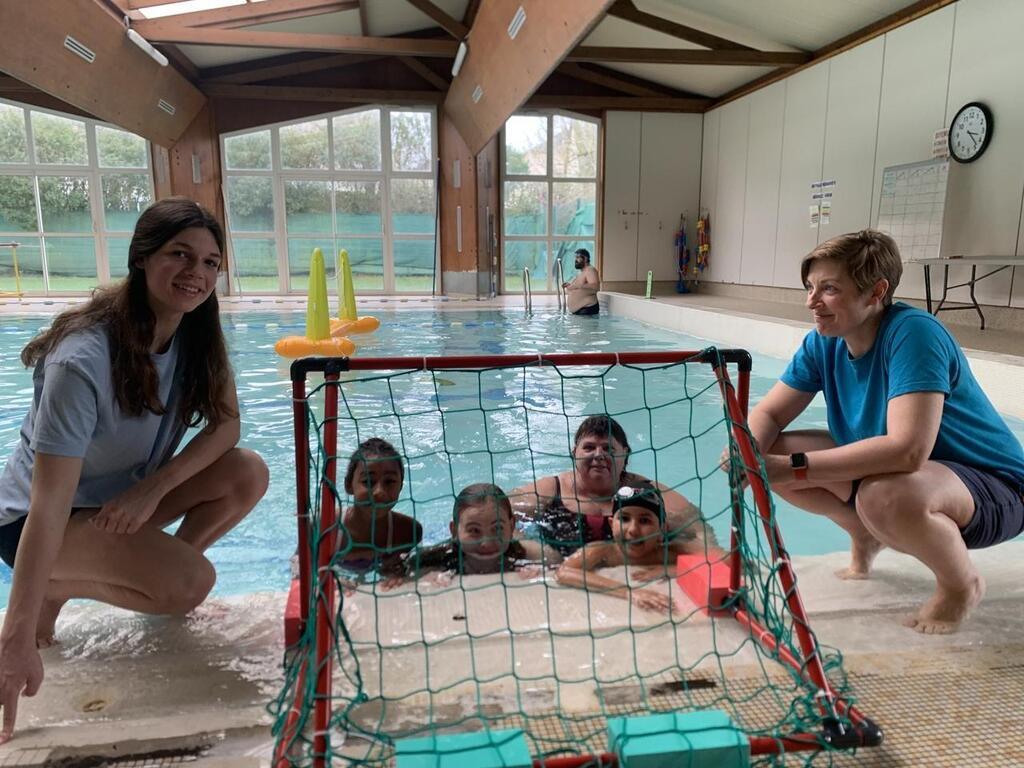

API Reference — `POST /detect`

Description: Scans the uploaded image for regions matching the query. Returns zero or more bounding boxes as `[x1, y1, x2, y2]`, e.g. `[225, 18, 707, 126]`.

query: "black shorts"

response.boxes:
[573, 303, 599, 316]
[939, 461, 1024, 549]
[848, 462, 1024, 549]
[0, 515, 27, 568]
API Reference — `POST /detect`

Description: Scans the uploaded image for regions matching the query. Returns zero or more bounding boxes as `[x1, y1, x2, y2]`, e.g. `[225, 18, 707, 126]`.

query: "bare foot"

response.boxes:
[36, 597, 66, 648]
[903, 575, 986, 635]
[835, 534, 884, 580]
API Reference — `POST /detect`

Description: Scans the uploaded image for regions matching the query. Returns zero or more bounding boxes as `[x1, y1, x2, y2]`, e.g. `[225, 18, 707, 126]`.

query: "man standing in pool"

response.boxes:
[563, 248, 600, 316]
[736, 230, 1024, 635]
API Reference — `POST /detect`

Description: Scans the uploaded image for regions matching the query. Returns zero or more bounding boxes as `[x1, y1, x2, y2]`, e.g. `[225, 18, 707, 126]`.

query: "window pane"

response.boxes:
[503, 181, 546, 236]
[390, 178, 434, 234]
[335, 181, 381, 234]
[394, 239, 434, 292]
[0, 237, 42, 293]
[231, 238, 279, 293]
[107, 236, 132, 279]
[390, 111, 432, 172]
[38, 176, 91, 232]
[32, 112, 87, 165]
[503, 240, 547, 293]
[552, 182, 596, 236]
[287, 237, 337, 292]
[44, 236, 97, 291]
[102, 173, 152, 232]
[553, 116, 597, 178]
[0, 104, 28, 163]
[226, 176, 274, 232]
[224, 131, 271, 170]
[333, 110, 381, 171]
[280, 119, 328, 170]
[552, 239, 595, 288]
[339, 238, 383, 291]
[284, 180, 331, 234]
[505, 115, 547, 176]
[96, 126, 148, 168]
[0, 176, 38, 231]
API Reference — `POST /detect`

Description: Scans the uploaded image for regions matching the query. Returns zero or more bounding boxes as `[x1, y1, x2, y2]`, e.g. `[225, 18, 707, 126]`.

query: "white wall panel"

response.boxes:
[872, 7, 954, 301]
[739, 81, 785, 286]
[940, 0, 1024, 306]
[819, 37, 884, 243]
[637, 113, 703, 281]
[699, 108, 720, 256]
[773, 65, 828, 288]
[709, 100, 749, 284]
[602, 111, 641, 281]
[1015, 189, 1024, 308]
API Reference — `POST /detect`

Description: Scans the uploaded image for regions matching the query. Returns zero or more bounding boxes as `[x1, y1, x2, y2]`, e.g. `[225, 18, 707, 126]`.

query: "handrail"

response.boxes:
[0, 241, 23, 297]
[522, 267, 532, 313]
[555, 258, 566, 313]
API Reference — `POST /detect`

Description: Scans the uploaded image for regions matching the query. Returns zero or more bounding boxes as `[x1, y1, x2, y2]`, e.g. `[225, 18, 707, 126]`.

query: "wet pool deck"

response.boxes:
[0, 292, 1021, 767]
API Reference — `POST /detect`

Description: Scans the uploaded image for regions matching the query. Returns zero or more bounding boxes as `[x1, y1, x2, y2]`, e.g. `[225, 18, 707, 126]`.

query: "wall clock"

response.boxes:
[948, 102, 993, 163]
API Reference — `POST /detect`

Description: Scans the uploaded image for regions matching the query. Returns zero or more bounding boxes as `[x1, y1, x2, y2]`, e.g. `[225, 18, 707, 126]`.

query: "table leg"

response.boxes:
[968, 265, 986, 330]
[923, 265, 933, 314]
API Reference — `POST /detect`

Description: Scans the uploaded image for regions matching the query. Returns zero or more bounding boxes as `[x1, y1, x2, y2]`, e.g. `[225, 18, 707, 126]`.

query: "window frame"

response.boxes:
[500, 110, 601, 295]
[221, 105, 438, 295]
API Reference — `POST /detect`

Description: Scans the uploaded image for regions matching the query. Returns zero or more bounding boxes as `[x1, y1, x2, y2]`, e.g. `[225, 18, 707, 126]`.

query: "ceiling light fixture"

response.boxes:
[125, 22, 169, 67]
[451, 40, 468, 78]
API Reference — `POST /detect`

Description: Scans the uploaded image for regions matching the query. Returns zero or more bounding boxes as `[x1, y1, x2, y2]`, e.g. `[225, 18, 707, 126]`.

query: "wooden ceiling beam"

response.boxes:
[606, 0, 756, 51]
[358, 0, 369, 35]
[201, 52, 382, 83]
[526, 94, 708, 111]
[445, 0, 613, 155]
[151, 0, 359, 30]
[158, 43, 200, 82]
[201, 82, 444, 104]
[567, 46, 808, 66]
[403, 0, 467, 39]
[556, 62, 663, 97]
[127, 0, 186, 8]
[131, 23, 459, 56]
[398, 57, 450, 91]
[462, 0, 481, 28]
[710, 0, 956, 109]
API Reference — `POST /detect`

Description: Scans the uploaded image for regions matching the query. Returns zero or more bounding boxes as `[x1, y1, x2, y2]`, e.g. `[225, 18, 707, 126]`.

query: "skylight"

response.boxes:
[139, 0, 246, 20]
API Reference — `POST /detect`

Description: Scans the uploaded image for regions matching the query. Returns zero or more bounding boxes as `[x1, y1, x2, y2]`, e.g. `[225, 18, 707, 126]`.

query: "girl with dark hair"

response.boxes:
[339, 438, 422, 583]
[0, 197, 268, 743]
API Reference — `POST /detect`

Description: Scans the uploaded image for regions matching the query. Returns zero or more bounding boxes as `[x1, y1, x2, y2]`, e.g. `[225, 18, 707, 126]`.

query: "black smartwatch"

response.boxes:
[790, 452, 808, 481]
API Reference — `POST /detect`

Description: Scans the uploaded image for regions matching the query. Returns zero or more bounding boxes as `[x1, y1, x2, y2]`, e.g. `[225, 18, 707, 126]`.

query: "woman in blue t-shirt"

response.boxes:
[0, 198, 268, 743]
[737, 230, 1024, 636]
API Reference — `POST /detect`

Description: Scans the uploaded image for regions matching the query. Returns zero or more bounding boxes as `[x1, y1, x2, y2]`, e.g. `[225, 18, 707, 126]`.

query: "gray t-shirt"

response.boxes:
[0, 325, 187, 525]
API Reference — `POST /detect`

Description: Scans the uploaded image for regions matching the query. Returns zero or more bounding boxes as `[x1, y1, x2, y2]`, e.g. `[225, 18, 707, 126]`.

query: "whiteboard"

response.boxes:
[876, 158, 949, 262]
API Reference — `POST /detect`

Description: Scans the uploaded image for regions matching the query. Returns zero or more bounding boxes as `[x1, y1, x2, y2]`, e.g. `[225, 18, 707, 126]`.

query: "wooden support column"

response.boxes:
[439, 111, 479, 295]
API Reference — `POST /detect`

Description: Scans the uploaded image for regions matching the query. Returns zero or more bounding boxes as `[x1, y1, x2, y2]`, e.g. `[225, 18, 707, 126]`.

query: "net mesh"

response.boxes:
[271, 350, 875, 766]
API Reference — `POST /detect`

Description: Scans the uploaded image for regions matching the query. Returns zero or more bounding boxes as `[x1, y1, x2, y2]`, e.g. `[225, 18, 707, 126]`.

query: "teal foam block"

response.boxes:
[607, 710, 750, 768]
[395, 728, 532, 768]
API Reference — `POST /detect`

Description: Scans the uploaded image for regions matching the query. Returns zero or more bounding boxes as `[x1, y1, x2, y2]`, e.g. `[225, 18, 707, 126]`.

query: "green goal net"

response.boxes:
[271, 350, 881, 767]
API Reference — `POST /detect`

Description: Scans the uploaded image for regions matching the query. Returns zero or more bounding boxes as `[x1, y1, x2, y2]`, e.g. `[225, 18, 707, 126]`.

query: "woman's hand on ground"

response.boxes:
[630, 588, 676, 615]
[91, 481, 162, 534]
[0, 638, 43, 744]
[516, 564, 543, 580]
[629, 566, 665, 583]
[377, 575, 405, 592]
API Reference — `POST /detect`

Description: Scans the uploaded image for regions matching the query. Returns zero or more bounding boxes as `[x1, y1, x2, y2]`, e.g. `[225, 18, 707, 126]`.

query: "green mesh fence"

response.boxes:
[271, 350, 880, 767]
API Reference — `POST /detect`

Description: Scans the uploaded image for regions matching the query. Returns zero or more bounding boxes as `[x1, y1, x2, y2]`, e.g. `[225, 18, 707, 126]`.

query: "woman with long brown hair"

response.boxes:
[0, 197, 268, 742]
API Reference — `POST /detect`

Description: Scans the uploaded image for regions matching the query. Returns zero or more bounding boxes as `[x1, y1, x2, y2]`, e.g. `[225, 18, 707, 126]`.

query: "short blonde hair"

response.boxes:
[800, 230, 902, 305]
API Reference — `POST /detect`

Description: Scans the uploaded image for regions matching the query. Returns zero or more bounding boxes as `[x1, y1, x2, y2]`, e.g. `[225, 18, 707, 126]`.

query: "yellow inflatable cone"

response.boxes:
[305, 247, 330, 341]
[338, 248, 358, 322]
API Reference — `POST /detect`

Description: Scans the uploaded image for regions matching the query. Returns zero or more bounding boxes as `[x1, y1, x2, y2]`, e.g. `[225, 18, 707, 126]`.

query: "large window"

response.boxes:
[502, 113, 599, 293]
[223, 107, 437, 294]
[0, 99, 153, 294]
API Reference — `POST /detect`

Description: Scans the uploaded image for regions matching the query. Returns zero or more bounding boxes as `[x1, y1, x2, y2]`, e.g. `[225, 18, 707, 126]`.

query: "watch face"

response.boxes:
[949, 103, 992, 163]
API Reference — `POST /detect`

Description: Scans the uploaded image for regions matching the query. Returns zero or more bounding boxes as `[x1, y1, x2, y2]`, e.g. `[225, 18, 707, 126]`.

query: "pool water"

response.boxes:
[1, 309, 1022, 606]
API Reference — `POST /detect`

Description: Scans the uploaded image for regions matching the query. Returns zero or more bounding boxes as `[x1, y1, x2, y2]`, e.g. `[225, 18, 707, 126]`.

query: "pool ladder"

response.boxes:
[555, 259, 568, 314]
[522, 267, 532, 313]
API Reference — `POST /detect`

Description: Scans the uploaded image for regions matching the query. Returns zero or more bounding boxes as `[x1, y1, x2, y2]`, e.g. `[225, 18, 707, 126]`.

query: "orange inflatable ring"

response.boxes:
[330, 316, 380, 336]
[274, 335, 356, 358]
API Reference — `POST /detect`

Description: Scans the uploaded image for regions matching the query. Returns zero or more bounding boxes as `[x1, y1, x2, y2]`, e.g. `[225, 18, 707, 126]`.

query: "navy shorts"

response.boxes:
[0, 515, 27, 568]
[573, 303, 599, 316]
[939, 461, 1024, 549]
[847, 462, 1024, 549]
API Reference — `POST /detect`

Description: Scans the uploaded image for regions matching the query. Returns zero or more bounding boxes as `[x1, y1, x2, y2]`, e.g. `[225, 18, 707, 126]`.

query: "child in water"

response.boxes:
[339, 438, 422, 584]
[556, 482, 711, 614]
[402, 483, 561, 581]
